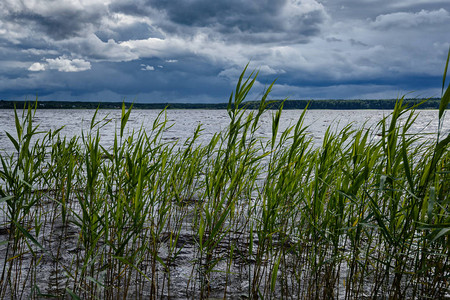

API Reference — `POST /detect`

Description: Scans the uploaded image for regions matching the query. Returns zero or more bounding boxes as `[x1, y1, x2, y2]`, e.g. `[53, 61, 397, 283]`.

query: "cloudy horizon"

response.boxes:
[0, 0, 449, 103]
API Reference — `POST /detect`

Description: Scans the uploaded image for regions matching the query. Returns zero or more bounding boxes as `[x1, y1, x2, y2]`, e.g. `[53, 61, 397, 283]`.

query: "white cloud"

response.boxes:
[372, 9, 450, 29]
[389, 0, 450, 9]
[165, 59, 178, 63]
[1, 0, 111, 15]
[141, 64, 154, 71]
[28, 62, 46, 71]
[120, 37, 180, 58]
[58, 35, 139, 62]
[283, 0, 327, 18]
[46, 57, 91, 72]
[22, 48, 59, 56]
[27, 57, 92, 72]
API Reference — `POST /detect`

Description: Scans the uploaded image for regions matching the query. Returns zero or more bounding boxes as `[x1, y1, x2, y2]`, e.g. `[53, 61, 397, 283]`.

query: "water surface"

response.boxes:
[0, 109, 448, 155]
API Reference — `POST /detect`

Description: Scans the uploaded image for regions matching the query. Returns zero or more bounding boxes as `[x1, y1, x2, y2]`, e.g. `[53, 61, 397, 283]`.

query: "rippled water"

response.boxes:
[0, 108, 449, 298]
[0, 109, 448, 155]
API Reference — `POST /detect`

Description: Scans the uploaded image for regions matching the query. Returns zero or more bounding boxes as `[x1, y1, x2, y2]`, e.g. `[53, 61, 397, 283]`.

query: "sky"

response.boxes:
[0, 0, 449, 103]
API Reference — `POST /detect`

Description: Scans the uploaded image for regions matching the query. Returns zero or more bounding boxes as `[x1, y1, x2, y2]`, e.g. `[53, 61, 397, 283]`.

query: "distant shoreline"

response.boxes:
[0, 98, 441, 110]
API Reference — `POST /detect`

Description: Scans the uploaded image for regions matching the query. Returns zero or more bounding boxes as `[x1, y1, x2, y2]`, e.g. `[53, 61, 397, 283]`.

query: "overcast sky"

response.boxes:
[1, 0, 449, 103]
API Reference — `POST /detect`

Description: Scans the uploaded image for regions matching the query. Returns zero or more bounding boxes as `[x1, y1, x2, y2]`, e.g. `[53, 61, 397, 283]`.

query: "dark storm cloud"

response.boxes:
[95, 22, 164, 43]
[0, 55, 233, 102]
[0, 0, 449, 102]
[149, 0, 287, 30]
[0, 1, 106, 41]
[5, 10, 101, 40]
[111, 0, 327, 43]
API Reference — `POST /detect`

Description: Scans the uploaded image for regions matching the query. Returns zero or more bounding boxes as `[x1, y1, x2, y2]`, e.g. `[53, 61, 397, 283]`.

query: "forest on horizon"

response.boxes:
[0, 98, 442, 110]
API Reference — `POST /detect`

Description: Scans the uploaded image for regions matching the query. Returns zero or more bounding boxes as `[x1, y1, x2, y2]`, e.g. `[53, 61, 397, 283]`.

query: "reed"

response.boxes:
[0, 55, 449, 299]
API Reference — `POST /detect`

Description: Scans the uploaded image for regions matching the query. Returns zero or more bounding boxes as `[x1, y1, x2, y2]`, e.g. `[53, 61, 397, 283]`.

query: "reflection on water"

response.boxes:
[0, 109, 448, 155]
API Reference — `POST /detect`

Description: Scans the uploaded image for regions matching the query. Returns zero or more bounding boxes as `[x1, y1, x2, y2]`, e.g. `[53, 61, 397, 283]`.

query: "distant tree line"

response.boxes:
[0, 98, 441, 110]
[245, 98, 442, 110]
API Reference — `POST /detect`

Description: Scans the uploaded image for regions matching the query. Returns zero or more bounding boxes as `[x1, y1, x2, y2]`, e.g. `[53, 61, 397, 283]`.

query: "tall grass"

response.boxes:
[0, 56, 449, 299]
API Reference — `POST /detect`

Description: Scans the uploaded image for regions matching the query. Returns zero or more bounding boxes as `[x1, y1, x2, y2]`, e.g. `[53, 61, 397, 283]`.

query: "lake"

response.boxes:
[1, 109, 448, 155]
[0, 107, 449, 299]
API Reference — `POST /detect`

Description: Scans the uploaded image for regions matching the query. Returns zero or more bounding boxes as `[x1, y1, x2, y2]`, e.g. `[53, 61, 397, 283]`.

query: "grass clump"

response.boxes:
[0, 57, 449, 299]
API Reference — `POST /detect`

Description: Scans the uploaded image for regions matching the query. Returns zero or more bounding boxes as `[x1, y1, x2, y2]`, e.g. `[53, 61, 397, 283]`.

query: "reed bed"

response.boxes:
[0, 63, 449, 299]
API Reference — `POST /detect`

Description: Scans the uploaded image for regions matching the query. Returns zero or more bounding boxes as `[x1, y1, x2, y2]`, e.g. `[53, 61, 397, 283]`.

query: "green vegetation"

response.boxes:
[0, 59, 449, 299]
[0, 98, 442, 110]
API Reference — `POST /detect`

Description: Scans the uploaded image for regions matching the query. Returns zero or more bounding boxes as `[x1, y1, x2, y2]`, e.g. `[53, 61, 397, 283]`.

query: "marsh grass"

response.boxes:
[0, 59, 449, 299]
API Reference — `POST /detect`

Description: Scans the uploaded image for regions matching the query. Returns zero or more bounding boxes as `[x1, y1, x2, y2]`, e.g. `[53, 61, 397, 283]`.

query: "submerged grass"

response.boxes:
[0, 58, 449, 299]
